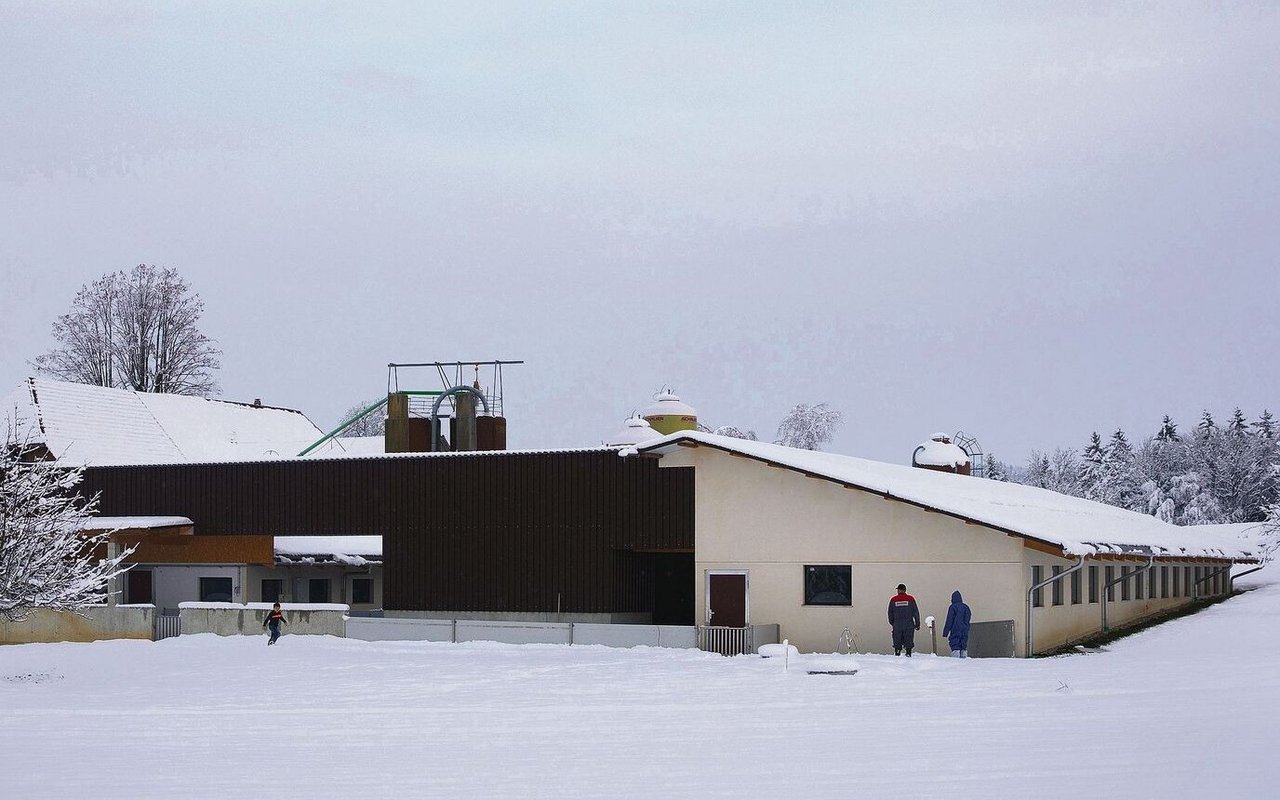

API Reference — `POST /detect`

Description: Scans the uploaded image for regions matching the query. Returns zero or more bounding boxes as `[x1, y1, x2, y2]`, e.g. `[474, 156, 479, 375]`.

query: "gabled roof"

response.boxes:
[2, 378, 343, 466]
[634, 431, 1261, 562]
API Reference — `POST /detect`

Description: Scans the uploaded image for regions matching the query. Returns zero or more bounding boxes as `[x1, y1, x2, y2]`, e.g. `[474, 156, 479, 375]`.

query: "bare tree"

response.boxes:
[775, 403, 843, 450]
[33, 264, 221, 396]
[1, 424, 133, 621]
[337, 399, 387, 437]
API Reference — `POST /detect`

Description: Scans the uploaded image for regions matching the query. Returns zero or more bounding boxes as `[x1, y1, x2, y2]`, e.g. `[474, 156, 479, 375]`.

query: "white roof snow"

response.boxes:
[274, 535, 383, 566]
[604, 415, 663, 447]
[634, 431, 1259, 561]
[79, 516, 194, 530]
[1, 378, 343, 466]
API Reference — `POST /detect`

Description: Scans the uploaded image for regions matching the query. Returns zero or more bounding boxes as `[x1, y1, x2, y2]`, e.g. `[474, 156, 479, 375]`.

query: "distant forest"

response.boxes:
[986, 409, 1278, 526]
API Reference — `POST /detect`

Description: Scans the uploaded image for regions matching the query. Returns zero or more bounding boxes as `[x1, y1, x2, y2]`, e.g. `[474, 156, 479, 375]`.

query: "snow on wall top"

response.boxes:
[1, 378, 343, 466]
[912, 439, 971, 468]
[634, 431, 1259, 561]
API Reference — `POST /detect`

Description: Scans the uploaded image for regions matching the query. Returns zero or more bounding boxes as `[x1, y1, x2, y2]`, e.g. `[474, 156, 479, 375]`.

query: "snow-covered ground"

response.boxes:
[3, 571, 1277, 799]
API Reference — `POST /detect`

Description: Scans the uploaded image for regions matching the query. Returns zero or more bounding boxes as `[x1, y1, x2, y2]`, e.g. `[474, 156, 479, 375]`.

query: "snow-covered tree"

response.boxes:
[1254, 410, 1275, 439]
[984, 453, 1012, 482]
[1024, 449, 1084, 497]
[336, 399, 387, 437]
[33, 264, 221, 396]
[1228, 408, 1249, 437]
[1156, 415, 1180, 443]
[1197, 410, 1216, 440]
[775, 403, 842, 450]
[711, 426, 758, 441]
[1, 427, 133, 621]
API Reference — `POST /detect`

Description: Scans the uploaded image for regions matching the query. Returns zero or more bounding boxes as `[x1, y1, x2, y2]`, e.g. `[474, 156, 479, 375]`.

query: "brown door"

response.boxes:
[708, 573, 747, 627]
[127, 569, 153, 604]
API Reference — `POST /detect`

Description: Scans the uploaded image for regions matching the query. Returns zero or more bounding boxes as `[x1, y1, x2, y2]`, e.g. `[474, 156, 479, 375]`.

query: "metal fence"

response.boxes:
[154, 614, 181, 641]
[697, 625, 754, 656]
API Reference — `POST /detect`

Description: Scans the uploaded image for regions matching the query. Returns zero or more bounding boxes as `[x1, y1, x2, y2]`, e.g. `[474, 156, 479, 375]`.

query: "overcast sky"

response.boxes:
[2, 2, 1277, 465]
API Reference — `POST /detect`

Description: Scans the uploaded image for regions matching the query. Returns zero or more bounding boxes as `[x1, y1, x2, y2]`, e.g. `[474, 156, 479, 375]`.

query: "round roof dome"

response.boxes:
[642, 389, 697, 419]
[913, 437, 971, 469]
[604, 415, 663, 447]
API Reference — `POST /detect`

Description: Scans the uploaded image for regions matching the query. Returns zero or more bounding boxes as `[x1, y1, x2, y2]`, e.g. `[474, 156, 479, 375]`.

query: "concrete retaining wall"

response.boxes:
[179, 602, 348, 637]
[0, 605, 155, 644]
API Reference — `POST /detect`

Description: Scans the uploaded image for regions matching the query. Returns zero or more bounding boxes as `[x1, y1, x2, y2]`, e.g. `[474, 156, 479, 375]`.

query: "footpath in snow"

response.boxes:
[2, 570, 1277, 799]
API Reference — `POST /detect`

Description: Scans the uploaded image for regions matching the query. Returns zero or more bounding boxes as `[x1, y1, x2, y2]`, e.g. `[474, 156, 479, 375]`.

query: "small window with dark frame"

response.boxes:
[1032, 566, 1044, 608]
[309, 578, 331, 604]
[1051, 566, 1063, 606]
[351, 577, 373, 605]
[261, 579, 284, 603]
[804, 565, 852, 606]
[1088, 566, 1099, 604]
[1104, 566, 1114, 602]
[1120, 567, 1130, 601]
[1172, 566, 1180, 597]
[199, 577, 233, 603]
[1161, 566, 1170, 598]
[1134, 568, 1144, 600]
[1071, 569, 1082, 605]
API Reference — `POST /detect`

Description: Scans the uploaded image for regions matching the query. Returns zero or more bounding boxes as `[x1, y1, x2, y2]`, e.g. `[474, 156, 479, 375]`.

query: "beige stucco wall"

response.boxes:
[0, 605, 155, 644]
[669, 447, 1029, 655]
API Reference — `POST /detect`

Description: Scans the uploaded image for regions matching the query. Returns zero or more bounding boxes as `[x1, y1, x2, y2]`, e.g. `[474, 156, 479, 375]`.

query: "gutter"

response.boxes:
[1025, 556, 1086, 658]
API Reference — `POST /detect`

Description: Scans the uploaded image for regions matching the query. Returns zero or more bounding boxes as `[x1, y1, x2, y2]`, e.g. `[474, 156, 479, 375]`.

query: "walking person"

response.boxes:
[263, 602, 288, 645]
[887, 583, 920, 656]
[942, 590, 972, 658]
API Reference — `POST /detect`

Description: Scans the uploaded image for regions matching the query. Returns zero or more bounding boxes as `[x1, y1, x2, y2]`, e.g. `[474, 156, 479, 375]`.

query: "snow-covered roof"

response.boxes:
[912, 438, 971, 468]
[1, 378, 344, 466]
[643, 390, 697, 419]
[633, 431, 1259, 562]
[274, 535, 382, 566]
[79, 516, 194, 531]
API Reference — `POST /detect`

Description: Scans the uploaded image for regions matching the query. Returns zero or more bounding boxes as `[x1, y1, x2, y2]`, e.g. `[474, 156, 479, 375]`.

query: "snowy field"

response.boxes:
[3, 573, 1278, 800]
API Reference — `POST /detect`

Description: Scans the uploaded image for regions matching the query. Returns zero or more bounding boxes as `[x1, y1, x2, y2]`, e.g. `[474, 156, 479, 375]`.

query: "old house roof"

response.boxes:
[634, 431, 1261, 562]
[2, 378, 342, 466]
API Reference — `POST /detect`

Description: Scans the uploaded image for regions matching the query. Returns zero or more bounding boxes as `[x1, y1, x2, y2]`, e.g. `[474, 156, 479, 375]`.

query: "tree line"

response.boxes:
[986, 409, 1279, 526]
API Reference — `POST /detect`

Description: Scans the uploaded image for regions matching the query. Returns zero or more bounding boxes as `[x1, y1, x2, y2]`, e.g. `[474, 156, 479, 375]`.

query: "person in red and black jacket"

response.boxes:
[887, 583, 921, 656]
[262, 602, 288, 645]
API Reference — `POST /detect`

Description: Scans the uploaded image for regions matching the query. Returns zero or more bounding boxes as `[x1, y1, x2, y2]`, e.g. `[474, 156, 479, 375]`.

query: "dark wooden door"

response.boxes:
[127, 569, 153, 604]
[708, 573, 747, 627]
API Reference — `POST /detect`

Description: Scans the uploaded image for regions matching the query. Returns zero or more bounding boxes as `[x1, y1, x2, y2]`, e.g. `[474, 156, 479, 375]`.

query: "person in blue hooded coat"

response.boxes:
[942, 590, 971, 658]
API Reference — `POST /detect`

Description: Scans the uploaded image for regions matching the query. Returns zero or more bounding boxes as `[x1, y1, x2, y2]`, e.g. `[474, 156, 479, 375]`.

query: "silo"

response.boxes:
[642, 389, 698, 436]
[911, 432, 972, 475]
[604, 415, 664, 447]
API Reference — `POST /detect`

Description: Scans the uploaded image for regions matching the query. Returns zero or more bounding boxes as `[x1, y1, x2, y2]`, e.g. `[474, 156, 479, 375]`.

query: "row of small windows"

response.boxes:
[196, 577, 374, 604]
[1032, 564, 1229, 608]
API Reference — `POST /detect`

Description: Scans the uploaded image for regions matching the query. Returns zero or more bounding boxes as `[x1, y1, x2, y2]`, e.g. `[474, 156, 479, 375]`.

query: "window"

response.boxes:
[1161, 567, 1169, 598]
[1172, 566, 1180, 597]
[1088, 566, 1099, 604]
[199, 577, 233, 602]
[804, 565, 852, 606]
[1104, 566, 1114, 602]
[1134, 568, 1144, 600]
[1071, 569, 1083, 605]
[261, 579, 284, 603]
[1120, 567, 1130, 601]
[1032, 566, 1044, 608]
[309, 578, 330, 603]
[1184, 567, 1192, 596]
[1051, 566, 1063, 606]
[351, 577, 373, 605]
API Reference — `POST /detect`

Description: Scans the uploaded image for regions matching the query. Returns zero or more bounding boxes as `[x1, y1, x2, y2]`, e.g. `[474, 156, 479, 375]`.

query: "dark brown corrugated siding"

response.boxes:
[80, 451, 692, 614]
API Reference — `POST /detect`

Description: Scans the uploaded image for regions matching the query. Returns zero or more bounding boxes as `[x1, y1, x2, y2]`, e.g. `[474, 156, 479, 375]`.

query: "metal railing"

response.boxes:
[697, 625, 754, 656]
[154, 614, 181, 641]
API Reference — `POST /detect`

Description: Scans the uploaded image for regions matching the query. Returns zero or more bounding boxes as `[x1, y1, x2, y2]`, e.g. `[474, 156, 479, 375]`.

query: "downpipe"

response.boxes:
[1192, 564, 1235, 601]
[1025, 556, 1086, 658]
[1101, 557, 1154, 633]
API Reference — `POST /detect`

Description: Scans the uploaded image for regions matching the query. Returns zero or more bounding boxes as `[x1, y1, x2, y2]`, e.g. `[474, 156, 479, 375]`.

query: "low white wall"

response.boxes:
[0, 605, 155, 644]
[179, 602, 348, 637]
[346, 617, 701, 649]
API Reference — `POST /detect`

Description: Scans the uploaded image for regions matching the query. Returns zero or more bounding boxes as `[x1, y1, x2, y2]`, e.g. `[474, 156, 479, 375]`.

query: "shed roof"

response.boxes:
[634, 431, 1261, 562]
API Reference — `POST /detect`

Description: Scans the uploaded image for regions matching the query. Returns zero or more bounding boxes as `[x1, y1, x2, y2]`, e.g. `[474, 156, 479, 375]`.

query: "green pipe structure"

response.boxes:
[296, 390, 447, 456]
